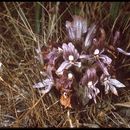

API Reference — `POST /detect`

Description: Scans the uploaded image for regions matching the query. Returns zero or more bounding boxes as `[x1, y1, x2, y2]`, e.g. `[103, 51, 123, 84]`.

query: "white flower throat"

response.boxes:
[94, 49, 99, 55]
[88, 81, 93, 86]
[68, 55, 74, 61]
[68, 72, 73, 80]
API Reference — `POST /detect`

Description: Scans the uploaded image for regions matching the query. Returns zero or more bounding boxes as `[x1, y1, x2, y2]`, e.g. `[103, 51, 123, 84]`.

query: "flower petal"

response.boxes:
[113, 31, 120, 46]
[56, 61, 72, 75]
[73, 48, 80, 60]
[97, 59, 110, 76]
[109, 78, 126, 88]
[68, 42, 79, 60]
[95, 87, 100, 95]
[74, 18, 83, 40]
[109, 84, 118, 96]
[33, 82, 44, 88]
[73, 61, 81, 68]
[68, 42, 75, 54]
[82, 19, 88, 33]
[66, 21, 75, 40]
[87, 92, 92, 99]
[62, 43, 69, 59]
[100, 54, 112, 65]
[62, 42, 79, 61]
[80, 54, 93, 60]
[46, 48, 59, 65]
[104, 83, 110, 94]
[117, 48, 130, 56]
[66, 16, 87, 41]
[84, 24, 96, 48]
[33, 78, 54, 94]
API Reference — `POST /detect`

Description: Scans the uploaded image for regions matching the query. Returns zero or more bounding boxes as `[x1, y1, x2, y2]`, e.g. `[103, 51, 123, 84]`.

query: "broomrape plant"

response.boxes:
[33, 15, 129, 108]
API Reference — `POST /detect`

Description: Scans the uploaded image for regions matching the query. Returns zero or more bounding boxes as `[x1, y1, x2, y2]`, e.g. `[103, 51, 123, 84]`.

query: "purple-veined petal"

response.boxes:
[88, 94, 92, 99]
[34, 55, 40, 61]
[47, 48, 59, 65]
[66, 21, 75, 40]
[73, 61, 81, 68]
[33, 82, 44, 88]
[66, 16, 87, 41]
[62, 43, 68, 52]
[117, 48, 130, 56]
[104, 83, 110, 94]
[56, 61, 72, 75]
[93, 97, 97, 104]
[93, 80, 98, 86]
[68, 42, 80, 60]
[35, 48, 40, 54]
[113, 31, 120, 46]
[68, 42, 75, 49]
[87, 83, 99, 103]
[93, 86, 100, 95]
[58, 47, 63, 53]
[65, 21, 71, 28]
[84, 24, 96, 48]
[73, 48, 80, 60]
[100, 74, 104, 85]
[33, 78, 54, 94]
[87, 87, 92, 99]
[80, 54, 93, 60]
[109, 78, 126, 88]
[74, 18, 82, 40]
[82, 19, 87, 33]
[39, 88, 52, 94]
[46, 65, 54, 79]
[68, 42, 75, 55]
[81, 68, 98, 86]
[100, 54, 112, 65]
[62, 43, 69, 59]
[109, 84, 118, 96]
[68, 28, 75, 40]
[99, 49, 105, 54]
[96, 88, 100, 95]
[62, 42, 80, 61]
[97, 59, 110, 76]
[91, 84, 100, 95]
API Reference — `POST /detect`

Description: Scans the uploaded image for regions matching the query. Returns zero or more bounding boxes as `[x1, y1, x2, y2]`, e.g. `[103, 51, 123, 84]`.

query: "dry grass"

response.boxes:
[0, 2, 130, 128]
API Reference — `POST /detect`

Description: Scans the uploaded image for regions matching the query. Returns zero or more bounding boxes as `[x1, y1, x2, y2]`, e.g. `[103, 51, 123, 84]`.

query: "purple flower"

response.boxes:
[66, 15, 87, 41]
[56, 42, 81, 75]
[80, 48, 112, 76]
[117, 48, 130, 56]
[55, 71, 74, 92]
[33, 77, 54, 94]
[113, 31, 120, 46]
[100, 74, 126, 96]
[81, 67, 100, 103]
[80, 49, 112, 75]
[96, 55, 110, 76]
[84, 24, 97, 49]
[33, 64, 55, 95]
[44, 47, 62, 65]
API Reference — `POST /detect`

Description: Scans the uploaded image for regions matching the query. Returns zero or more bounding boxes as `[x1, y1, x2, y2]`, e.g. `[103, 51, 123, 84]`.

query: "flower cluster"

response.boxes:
[33, 15, 130, 108]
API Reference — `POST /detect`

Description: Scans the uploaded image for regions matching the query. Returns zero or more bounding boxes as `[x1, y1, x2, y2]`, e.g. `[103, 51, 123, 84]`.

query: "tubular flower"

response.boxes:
[55, 71, 74, 92]
[81, 67, 100, 103]
[56, 42, 81, 75]
[44, 47, 62, 65]
[100, 74, 126, 96]
[33, 15, 127, 108]
[66, 15, 87, 41]
[33, 77, 54, 95]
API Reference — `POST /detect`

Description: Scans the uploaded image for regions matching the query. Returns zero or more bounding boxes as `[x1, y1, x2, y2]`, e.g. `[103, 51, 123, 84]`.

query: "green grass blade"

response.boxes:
[35, 2, 42, 34]
[110, 2, 122, 23]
